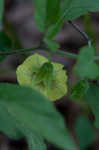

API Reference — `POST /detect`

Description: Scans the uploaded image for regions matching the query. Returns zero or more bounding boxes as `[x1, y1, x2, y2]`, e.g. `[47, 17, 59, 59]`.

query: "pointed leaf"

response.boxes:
[33, 0, 46, 32]
[45, 19, 63, 39]
[33, 0, 62, 33]
[44, 38, 59, 52]
[71, 80, 89, 101]
[0, 83, 77, 150]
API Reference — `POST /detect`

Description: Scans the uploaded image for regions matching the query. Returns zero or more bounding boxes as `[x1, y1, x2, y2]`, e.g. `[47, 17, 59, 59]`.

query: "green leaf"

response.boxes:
[0, 0, 4, 30]
[33, 0, 62, 35]
[85, 83, 99, 129]
[44, 38, 59, 52]
[33, 0, 46, 32]
[74, 46, 99, 79]
[75, 116, 96, 150]
[26, 132, 46, 150]
[71, 80, 89, 101]
[46, 0, 61, 27]
[0, 99, 46, 150]
[0, 32, 13, 61]
[0, 32, 13, 50]
[45, 19, 63, 39]
[0, 104, 22, 139]
[34, 11, 46, 32]
[61, 0, 99, 21]
[0, 83, 77, 150]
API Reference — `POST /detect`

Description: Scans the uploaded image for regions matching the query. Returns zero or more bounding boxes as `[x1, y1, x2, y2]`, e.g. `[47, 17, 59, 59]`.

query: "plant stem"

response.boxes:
[0, 46, 41, 55]
[0, 46, 77, 59]
[0, 45, 99, 61]
[48, 49, 77, 59]
[83, 13, 96, 48]
[68, 21, 92, 47]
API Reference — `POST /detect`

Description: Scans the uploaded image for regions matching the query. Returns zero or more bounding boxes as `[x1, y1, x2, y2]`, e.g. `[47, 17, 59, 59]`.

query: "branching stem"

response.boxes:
[0, 46, 77, 59]
[0, 45, 99, 61]
[0, 46, 41, 55]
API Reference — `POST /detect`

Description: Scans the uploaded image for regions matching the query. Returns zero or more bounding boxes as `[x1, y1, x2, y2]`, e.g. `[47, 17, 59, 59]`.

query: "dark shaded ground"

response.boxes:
[0, 0, 99, 150]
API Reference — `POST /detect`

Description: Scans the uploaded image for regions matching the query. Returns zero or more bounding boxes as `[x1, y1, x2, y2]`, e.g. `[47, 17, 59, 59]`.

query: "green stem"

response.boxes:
[0, 45, 99, 61]
[0, 46, 41, 55]
[49, 49, 77, 59]
[0, 46, 77, 59]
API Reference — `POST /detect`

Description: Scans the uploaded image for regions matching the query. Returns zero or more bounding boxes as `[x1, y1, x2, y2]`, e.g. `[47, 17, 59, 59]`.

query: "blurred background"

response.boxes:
[1, 0, 99, 149]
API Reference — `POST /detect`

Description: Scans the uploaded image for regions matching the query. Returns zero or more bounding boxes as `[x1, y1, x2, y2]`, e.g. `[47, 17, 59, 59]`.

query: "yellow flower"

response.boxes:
[16, 53, 67, 101]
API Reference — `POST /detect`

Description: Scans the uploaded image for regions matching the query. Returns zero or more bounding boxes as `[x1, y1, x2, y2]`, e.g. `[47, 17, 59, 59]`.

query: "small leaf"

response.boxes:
[44, 38, 59, 52]
[45, 19, 63, 39]
[34, 11, 46, 32]
[0, 83, 77, 150]
[0, 32, 13, 61]
[33, 0, 62, 35]
[74, 46, 99, 79]
[75, 115, 96, 150]
[33, 0, 46, 32]
[46, 0, 61, 27]
[71, 80, 89, 101]
[85, 83, 99, 129]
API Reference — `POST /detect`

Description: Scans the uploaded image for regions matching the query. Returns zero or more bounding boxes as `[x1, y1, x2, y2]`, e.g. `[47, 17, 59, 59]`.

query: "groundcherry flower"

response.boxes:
[16, 53, 68, 101]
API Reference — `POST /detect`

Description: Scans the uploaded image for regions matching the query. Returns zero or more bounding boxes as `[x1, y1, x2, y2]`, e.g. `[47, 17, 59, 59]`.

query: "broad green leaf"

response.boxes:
[26, 132, 46, 150]
[71, 80, 89, 101]
[46, 0, 61, 27]
[0, 104, 22, 139]
[21, 126, 46, 150]
[85, 83, 99, 129]
[75, 116, 96, 150]
[44, 38, 59, 52]
[0, 32, 13, 61]
[0, 83, 77, 150]
[61, 0, 99, 21]
[0, 0, 4, 30]
[0, 99, 45, 150]
[74, 46, 99, 79]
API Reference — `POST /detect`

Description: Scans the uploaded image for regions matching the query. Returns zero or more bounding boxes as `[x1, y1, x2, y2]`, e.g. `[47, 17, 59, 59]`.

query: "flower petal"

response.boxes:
[16, 53, 68, 101]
